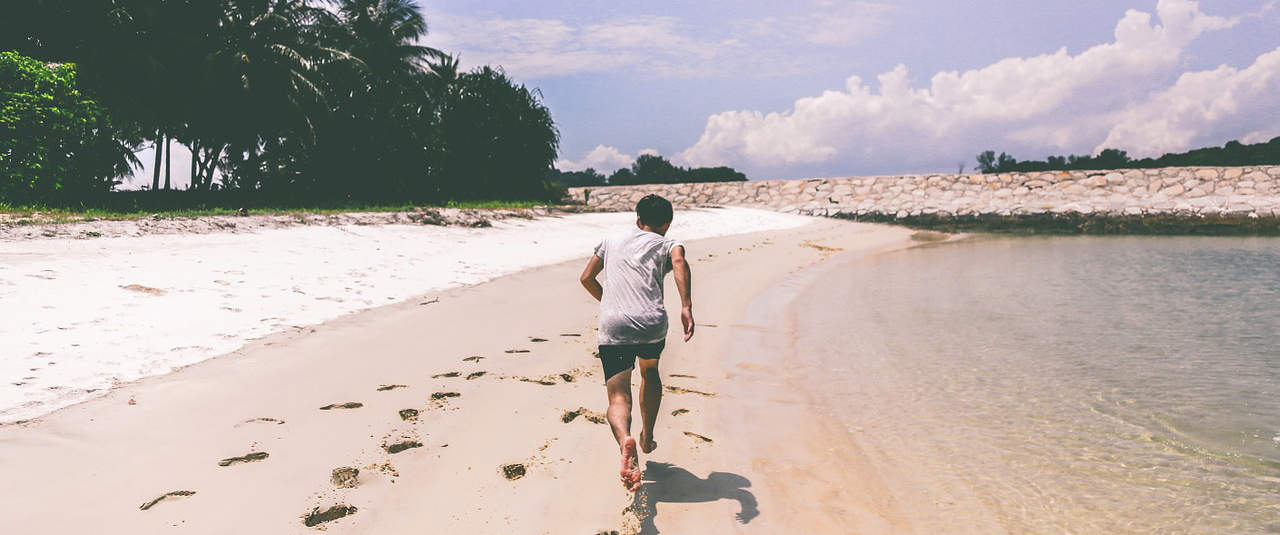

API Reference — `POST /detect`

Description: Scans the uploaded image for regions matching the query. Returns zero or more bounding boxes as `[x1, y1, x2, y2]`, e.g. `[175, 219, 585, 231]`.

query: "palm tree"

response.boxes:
[299, 0, 443, 199]
[329, 0, 441, 86]
[193, 0, 340, 191]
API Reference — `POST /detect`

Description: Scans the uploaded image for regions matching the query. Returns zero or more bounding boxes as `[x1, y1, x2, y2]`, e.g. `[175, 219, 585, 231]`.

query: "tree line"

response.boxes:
[549, 154, 748, 188]
[0, 0, 560, 207]
[976, 137, 1280, 174]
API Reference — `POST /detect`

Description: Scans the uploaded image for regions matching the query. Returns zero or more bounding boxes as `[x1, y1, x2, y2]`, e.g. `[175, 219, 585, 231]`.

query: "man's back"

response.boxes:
[594, 227, 683, 345]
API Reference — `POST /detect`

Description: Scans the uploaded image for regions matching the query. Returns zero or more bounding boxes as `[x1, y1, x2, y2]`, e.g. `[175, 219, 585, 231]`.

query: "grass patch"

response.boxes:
[835, 212, 1280, 236]
[0, 197, 558, 225]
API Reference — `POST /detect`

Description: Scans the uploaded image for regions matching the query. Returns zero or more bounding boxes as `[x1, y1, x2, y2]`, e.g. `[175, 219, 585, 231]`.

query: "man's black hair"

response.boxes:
[636, 194, 674, 227]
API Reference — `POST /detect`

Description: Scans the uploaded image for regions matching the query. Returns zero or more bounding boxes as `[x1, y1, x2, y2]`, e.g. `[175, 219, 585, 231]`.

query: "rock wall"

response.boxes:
[567, 166, 1280, 218]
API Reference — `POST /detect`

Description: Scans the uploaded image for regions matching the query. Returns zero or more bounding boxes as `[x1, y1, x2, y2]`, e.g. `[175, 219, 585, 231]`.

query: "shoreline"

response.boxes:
[0, 218, 923, 533]
[833, 212, 1280, 235]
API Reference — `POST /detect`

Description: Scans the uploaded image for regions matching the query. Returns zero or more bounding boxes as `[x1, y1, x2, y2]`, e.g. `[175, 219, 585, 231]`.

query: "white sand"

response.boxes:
[0, 207, 811, 423]
[0, 217, 922, 534]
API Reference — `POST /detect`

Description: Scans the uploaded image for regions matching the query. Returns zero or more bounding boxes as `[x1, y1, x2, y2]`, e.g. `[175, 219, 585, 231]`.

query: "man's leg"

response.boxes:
[605, 367, 633, 447]
[605, 363, 641, 491]
[637, 357, 662, 454]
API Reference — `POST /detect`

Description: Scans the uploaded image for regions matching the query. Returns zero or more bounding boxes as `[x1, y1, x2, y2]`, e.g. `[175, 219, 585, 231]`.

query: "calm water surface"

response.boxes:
[799, 236, 1280, 533]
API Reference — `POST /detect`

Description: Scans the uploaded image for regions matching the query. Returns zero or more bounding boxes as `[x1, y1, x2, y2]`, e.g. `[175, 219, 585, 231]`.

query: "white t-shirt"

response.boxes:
[593, 227, 684, 345]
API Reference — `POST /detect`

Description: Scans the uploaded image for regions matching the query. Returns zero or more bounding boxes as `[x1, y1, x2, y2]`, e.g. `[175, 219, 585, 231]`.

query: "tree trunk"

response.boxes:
[164, 137, 172, 190]
[151, 132, 163, 191]
[190, 141, 199, 191]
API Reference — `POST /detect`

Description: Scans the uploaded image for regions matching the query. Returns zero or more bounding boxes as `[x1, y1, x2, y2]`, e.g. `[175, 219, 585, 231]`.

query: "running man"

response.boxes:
[579, 194, 694, 492]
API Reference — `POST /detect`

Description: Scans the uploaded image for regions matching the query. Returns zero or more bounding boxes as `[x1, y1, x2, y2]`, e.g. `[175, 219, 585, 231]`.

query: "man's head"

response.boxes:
[635, 194, 674, 235]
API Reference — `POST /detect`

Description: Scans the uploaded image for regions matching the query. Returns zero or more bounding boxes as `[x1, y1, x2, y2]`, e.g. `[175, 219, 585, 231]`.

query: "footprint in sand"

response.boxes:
[560, 333, 581, 337]
[431, 392, 461, 400]
[466, 371, 486, 380]
[331, 467, 359, 488]
[669, 374, 698, 379]
[562, 407, 607, 424]
[671, 409, 690, 417]
[382, 439, 422, 454]
[684, 432, 714, 444]
[463, 355, 484, 362]
[399, 408, 419, 421]
[664, 386, 715, 397]
[120, 284, 165, 295]
[302, 504, 357, 527]
[504, 349, 531, 354]
[530, 337, 548, 342]
[238, 417, 285, 426]
[139, 490, 195, 511]
[319, 402, 363, 410]
[218, 452, 269, 466]
[501, 463, 527, 480]
[377, 384, 408, 391]
[430, 372, 459, 379]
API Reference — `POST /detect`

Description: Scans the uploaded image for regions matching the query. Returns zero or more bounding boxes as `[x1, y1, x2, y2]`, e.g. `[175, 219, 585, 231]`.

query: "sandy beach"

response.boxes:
[0, 207, 810, 423]
[0, 212, 930, 533]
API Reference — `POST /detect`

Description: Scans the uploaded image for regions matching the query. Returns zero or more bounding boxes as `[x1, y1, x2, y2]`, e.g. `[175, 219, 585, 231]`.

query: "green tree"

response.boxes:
[435, 65, 559, 200]
[294, 0, 443, 200]
[631, 153, 682, 184]
[0, 51, 140, 203]
[975, 150, 996, 173]
[681, 165, 747, 183]
[548, 168, 606, 187]
[608, 167, 637, 185]
[4, 0, 567, 203]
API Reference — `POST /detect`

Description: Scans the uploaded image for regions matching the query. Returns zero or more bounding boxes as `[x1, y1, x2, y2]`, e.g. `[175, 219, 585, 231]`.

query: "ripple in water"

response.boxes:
[798, 236, 1280, 534]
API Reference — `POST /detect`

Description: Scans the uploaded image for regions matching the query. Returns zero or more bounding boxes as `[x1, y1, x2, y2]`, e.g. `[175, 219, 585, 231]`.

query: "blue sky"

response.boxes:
[422, 0, 1280, 179]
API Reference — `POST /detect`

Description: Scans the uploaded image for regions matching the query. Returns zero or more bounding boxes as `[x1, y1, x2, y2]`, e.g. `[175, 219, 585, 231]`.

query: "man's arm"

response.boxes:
[580, 254, 604, 302]
[671, 245, 694, 342]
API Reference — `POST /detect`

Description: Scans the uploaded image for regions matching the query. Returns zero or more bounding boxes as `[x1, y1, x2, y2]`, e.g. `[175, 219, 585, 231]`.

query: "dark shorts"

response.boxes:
[598, 341, 665, 382]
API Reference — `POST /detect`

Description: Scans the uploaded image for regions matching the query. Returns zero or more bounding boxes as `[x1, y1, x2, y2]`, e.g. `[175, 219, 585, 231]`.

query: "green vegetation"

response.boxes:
[1, 0, 561, 210]
[976, 137, 1280, 174]
[0, 52, 141, 203]
[548, 154, 748, 187]
[0, 196, 545, 224]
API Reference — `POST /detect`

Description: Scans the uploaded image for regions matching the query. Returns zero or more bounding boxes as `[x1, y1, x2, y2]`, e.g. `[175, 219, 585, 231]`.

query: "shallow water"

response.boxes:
[798, 236, 1280, 533]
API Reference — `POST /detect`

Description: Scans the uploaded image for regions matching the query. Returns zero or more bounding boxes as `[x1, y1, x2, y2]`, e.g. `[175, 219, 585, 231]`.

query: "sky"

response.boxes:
[425, 0, 1280, 179]
[126, 0, 1280, 187]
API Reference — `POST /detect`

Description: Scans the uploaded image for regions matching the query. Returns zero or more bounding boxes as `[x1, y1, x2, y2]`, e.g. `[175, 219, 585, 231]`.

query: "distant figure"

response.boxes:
[579, 194, 694, 491]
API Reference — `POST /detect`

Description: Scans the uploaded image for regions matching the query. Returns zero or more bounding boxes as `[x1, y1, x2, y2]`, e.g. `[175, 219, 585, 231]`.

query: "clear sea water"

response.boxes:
[798, 236, 1280, 533]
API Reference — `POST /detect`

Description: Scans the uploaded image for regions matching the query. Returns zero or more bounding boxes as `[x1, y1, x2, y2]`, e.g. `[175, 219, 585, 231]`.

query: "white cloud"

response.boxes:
[1097, 45, 1280, 156]
[423, 2, 895, 80]
[555, 145, 638, 173]
[426, 13, 744, 79]
[746, 1, 893, 47]
[676, 0, 1244, 173]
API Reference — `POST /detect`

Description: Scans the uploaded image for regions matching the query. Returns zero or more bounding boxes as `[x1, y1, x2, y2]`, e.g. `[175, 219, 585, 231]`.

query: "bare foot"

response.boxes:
[639, 430, 658, 454]
[619, 437, 642, 491]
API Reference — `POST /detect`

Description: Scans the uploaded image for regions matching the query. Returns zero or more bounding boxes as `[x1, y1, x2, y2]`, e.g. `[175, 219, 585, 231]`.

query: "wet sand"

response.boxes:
[0, 218, 925, 534]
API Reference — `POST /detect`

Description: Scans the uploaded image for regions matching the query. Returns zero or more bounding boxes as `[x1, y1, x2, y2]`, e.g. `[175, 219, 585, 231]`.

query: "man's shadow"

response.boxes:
[630, 461, 759, 534]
